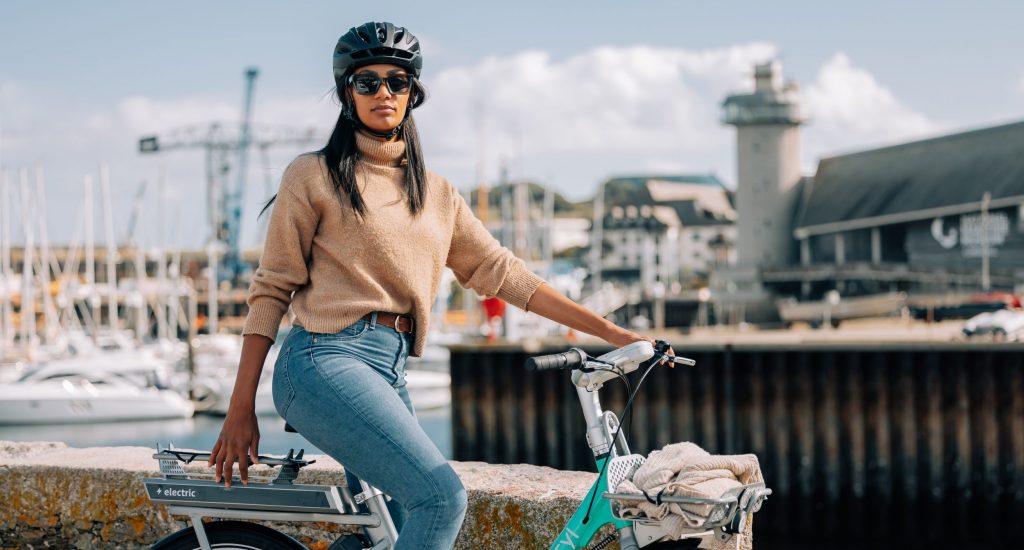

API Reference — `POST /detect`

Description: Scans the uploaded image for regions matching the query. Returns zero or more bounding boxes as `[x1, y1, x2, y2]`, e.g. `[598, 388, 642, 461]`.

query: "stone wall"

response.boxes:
[0, 441, 752, 549]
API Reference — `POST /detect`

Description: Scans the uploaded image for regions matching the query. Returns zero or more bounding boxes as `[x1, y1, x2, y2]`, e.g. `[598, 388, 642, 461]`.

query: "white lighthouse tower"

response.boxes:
[722, 61, 804, 270]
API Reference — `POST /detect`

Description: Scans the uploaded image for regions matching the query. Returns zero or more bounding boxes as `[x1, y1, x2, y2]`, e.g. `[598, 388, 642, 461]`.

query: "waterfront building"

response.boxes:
[716, 61, 1024, 323]
[786, 120, 1024, 298]
[598, 177, 736, 291]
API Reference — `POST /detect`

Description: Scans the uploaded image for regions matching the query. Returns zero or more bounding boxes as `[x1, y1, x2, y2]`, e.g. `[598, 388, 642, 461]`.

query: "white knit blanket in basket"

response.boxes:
[615, 442, 762, 549]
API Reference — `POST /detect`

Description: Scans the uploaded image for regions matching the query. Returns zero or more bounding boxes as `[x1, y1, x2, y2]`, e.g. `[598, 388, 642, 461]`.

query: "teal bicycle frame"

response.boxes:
[547, 379, 638, 550]
[550, 455, 627, 549]
[539, 342, 766, 550]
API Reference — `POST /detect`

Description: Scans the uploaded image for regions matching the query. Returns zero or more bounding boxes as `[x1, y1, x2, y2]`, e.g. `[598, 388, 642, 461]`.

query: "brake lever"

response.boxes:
[654, 340, 672, 354]
[652, 340, 696, 368]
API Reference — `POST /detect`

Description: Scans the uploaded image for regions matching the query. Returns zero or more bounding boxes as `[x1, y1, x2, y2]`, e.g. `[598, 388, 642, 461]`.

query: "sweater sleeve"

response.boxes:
[445, 186, 545, 311]
[241, 157, 321, 341]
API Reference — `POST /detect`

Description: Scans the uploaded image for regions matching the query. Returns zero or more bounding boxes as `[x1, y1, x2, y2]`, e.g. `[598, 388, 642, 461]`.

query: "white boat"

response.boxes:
[777, 292, 907, 327]
[0, 368, 193, 425]
[407, 343, 451, 372]
[190, 357, 278, 416]
[186, 333, 279, 415]
[406, 370, 451, 411]
[19, 346, 179, 390]
[0, 361, 28, 384]
[0, 343, 194, 425]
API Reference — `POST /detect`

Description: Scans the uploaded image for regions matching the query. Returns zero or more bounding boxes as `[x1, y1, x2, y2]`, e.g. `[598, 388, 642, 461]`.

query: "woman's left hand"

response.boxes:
[603, 327, 676, 367]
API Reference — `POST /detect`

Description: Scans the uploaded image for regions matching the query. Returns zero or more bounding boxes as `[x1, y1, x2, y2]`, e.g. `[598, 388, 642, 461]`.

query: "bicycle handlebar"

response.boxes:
[523, 340, 695, 375]
[524, 348, 586, 372]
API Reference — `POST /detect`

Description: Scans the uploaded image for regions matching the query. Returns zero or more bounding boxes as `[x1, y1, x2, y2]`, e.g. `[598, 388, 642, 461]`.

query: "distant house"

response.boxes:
[597, 175, 736, 292]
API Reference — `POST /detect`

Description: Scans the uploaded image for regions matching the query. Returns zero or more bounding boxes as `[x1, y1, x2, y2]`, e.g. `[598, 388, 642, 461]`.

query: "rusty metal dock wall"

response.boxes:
[450, 343, 1024, 549]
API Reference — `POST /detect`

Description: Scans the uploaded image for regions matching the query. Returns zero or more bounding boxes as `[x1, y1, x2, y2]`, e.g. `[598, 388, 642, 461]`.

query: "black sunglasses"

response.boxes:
[348, 73, 412, 95]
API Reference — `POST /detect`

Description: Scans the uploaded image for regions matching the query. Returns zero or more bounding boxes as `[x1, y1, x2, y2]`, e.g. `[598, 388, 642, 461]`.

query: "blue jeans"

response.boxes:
[272, 314, 467, 549]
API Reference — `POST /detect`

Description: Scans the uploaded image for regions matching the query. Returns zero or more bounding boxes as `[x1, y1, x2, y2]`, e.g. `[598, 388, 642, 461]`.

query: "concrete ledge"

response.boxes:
[0, 441, 752, 549]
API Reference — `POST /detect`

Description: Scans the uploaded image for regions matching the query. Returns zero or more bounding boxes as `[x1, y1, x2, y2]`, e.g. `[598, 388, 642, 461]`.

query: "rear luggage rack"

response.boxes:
[144, 443, 378, 523]
[153, 443, 314, 485]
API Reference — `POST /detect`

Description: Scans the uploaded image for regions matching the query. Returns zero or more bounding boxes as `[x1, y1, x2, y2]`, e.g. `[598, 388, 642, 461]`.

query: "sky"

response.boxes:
[2, 1, 1023, 249]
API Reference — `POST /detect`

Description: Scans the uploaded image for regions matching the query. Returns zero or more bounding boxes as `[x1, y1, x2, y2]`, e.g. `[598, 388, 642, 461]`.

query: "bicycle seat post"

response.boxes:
[353, 478, 398, 546]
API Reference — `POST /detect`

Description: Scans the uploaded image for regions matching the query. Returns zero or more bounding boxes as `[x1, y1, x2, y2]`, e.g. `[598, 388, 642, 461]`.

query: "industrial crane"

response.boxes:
[138, 67, 317, 285]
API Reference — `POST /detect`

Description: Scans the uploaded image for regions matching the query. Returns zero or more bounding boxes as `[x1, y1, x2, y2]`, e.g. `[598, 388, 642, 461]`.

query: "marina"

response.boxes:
[3, 7, 1024, 547]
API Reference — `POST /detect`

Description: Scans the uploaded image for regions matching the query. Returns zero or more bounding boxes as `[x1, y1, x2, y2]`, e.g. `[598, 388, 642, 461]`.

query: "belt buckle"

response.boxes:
[394, 315, 406, 332]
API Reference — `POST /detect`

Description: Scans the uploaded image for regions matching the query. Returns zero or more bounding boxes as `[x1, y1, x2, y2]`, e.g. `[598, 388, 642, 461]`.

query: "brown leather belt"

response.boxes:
[361, 311, 415, 334]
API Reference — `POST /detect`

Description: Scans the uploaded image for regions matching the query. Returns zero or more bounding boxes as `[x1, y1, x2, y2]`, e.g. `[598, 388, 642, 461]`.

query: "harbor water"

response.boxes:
[0, 407, 452, 459]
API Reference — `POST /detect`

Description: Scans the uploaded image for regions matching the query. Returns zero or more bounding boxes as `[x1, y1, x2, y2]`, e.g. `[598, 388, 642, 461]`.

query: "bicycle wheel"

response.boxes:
[151, 520, 305, 550]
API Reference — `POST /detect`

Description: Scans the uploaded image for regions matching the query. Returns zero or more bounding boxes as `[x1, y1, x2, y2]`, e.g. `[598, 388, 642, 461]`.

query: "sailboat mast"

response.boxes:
[19, 168, 36, 353]
[1, 169, 12, 351]
[100, 164, 118, 332]
[156, 167, 168, 341]
[34, 165, 58, 344]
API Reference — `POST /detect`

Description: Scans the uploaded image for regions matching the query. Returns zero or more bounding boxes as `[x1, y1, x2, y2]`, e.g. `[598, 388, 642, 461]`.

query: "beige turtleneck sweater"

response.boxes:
[242, 132, 546, 357]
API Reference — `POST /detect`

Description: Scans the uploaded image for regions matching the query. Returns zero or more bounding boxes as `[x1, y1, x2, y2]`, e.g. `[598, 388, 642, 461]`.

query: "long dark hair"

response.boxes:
[260, 77, 428, 219]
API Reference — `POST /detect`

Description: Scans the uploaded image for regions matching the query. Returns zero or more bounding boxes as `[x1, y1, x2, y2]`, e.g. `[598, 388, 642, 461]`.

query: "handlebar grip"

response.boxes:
[524, 348, 586, 372]
[674, 356, 696, 367]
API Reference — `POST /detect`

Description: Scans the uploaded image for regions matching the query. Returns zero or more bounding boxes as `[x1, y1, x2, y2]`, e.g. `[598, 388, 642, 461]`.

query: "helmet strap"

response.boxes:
[343, 98, 411, 141]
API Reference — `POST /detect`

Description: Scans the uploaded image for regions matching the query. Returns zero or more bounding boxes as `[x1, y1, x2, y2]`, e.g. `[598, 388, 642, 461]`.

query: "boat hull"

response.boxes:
[0, 384, 194, 425]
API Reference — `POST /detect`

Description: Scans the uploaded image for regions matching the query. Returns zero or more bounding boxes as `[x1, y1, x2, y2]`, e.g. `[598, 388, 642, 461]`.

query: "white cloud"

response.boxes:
[415, 43, 778, 192]
[2, 46, 946, 248]
[801, 52, 942, 157]
[435, 48, 697, 151]
[0, 83, 333, 250]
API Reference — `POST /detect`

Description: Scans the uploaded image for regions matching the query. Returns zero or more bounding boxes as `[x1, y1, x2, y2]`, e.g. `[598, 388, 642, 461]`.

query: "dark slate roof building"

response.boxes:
[794, 121, 1024, 236]
[772, 120, 1024, 299]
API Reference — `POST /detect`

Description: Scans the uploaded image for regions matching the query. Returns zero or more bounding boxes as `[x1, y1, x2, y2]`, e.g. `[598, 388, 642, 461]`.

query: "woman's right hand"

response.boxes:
[207, 407, 261, 487]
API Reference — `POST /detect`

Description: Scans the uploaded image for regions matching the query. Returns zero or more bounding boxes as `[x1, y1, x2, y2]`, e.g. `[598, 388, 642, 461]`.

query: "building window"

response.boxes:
[880, 224, 908, 262]
[809, 234, 836, 264]
[845, 228, 873, 263]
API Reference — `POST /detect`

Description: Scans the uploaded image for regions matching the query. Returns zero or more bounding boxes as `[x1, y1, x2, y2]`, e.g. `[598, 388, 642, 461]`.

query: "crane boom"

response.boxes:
[136, 67, 318, 294]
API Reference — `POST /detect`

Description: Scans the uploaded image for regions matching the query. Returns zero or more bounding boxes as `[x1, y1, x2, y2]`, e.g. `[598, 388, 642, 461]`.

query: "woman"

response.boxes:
[209, 21, 668, 549]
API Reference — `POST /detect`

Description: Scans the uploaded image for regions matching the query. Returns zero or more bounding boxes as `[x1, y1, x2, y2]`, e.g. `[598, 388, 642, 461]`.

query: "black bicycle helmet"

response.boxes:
[333, 22, 423, 83]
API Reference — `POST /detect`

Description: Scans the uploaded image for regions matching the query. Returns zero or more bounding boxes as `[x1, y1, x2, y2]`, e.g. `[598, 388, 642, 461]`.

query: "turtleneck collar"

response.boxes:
[355, 131, 407, 167]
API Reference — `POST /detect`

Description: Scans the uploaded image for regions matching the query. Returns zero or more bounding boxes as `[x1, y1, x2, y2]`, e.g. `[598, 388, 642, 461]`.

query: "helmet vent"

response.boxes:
[356, 30, 371, 43]
[394, 29, 405, 43]
[377, 27, 387, 42]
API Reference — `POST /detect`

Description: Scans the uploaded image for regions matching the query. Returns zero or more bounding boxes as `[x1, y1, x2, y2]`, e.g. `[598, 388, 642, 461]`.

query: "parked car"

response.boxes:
[961, 309, 1024, 341]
